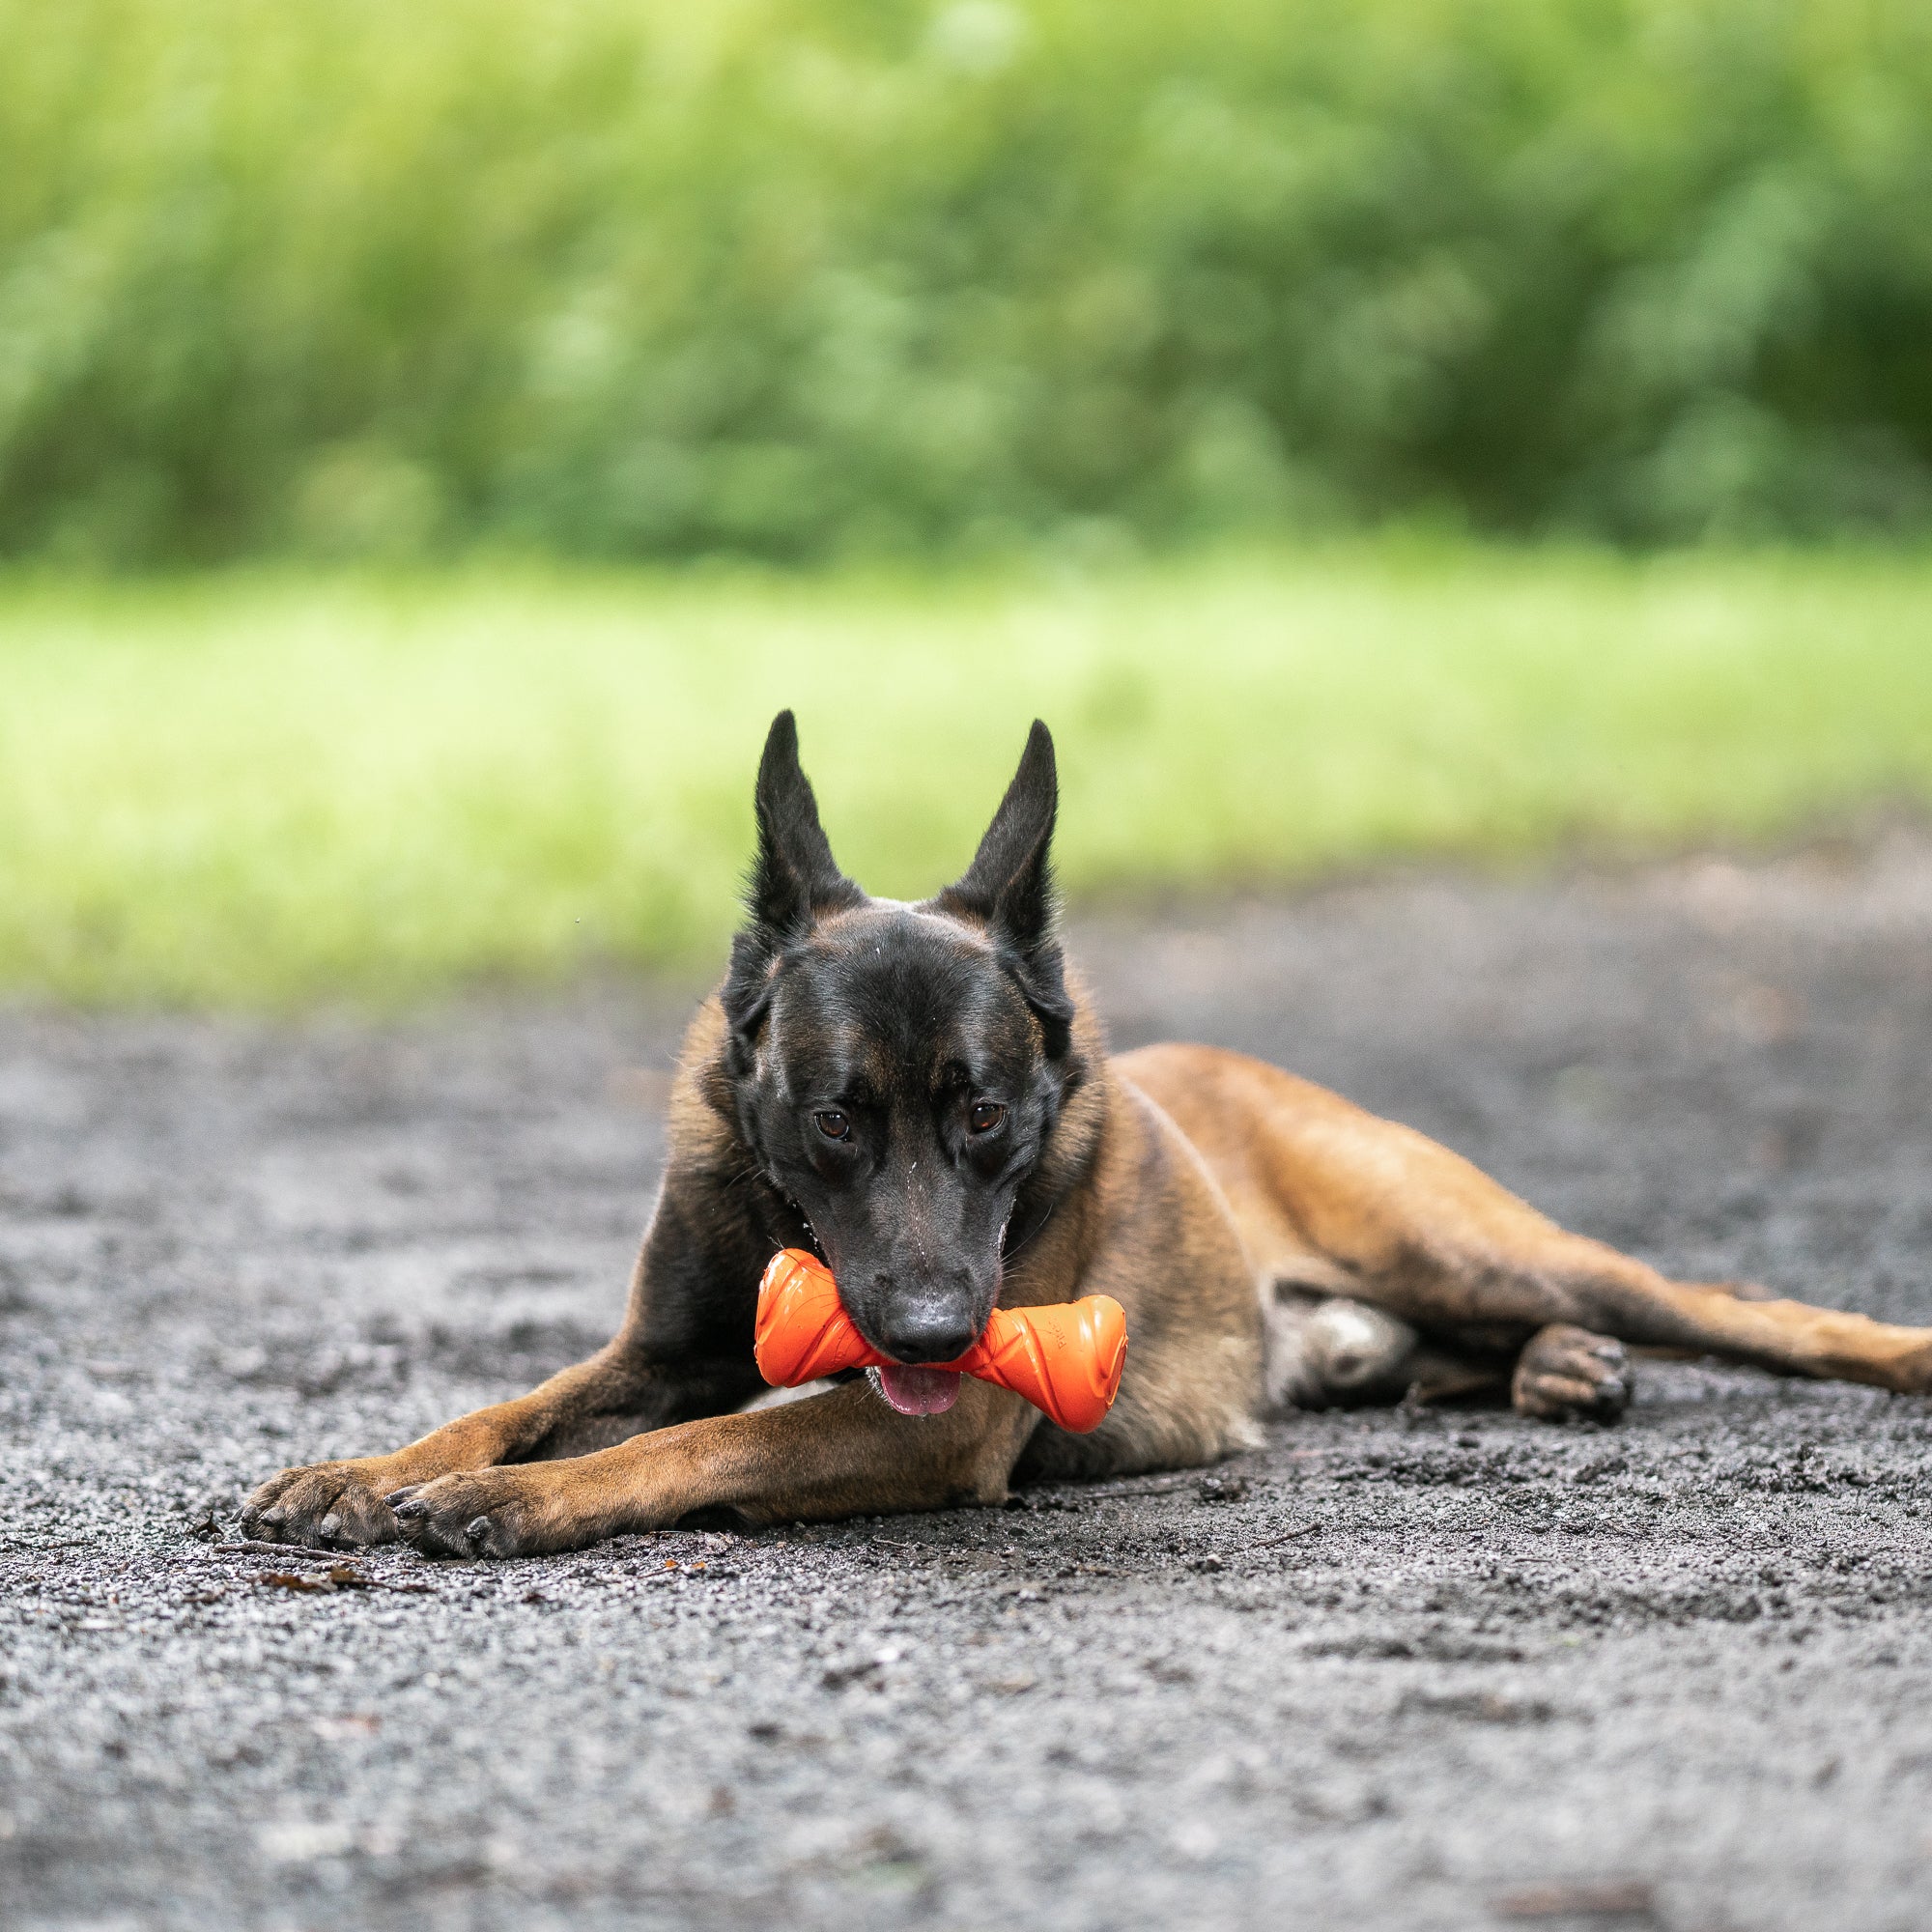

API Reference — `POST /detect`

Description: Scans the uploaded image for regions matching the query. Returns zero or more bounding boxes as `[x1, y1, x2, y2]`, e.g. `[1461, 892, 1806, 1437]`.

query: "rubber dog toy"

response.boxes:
[754, 1248, 1127, 1434]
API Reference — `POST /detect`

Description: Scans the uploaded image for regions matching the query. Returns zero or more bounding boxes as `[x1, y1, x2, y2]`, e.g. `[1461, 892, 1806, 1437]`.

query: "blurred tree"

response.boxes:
[0, 0, 1927, 564]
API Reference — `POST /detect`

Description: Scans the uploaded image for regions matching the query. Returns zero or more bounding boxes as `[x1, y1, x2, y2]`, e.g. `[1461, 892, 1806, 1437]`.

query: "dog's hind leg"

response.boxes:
[1266, 1293, 1632, 1420]
[1440, 1233, 1932, 1395]
[1375, 1163, 1932, 1396]
[1264, 1292, 1425, 1407]
[1508, 1324, 1632, 1421]
[1122, 1043, 1932, 1404]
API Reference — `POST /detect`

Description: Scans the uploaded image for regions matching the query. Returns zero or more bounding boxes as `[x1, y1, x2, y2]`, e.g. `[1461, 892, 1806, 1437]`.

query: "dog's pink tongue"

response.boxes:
[877, 1365, 962, 1415]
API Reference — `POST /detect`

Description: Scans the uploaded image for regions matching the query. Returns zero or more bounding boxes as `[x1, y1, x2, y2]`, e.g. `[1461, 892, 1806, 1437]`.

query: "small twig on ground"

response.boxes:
[1492, 1879, 1657, 1922]
[254, 1564, 433, 1596]
[1072, 1474, 1203, 1502]
[1250, 1522, 1321, 1549]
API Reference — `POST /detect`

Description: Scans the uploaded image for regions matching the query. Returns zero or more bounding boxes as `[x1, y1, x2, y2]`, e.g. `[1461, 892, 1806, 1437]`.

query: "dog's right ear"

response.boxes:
[722, 711, 862, 1047]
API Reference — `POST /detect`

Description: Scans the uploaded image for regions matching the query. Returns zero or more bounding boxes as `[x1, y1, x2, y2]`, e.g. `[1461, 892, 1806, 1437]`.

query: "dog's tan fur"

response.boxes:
[244, 970, 1932, 1558]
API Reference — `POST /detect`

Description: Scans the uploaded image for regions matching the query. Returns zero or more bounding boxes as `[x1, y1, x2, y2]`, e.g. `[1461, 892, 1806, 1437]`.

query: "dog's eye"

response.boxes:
[813, 1110, 852, 1143]
[967, 1101, 1007, 1135]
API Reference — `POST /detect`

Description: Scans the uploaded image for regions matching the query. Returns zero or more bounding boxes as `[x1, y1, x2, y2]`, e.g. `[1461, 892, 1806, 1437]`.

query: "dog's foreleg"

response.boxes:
[387, 1378, 1041, 1558]
[240, 1343, 760, 1548]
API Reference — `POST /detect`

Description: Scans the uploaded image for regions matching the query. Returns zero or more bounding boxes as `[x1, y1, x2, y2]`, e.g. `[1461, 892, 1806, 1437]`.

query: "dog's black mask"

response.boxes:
[720, 711, 1078, 1368]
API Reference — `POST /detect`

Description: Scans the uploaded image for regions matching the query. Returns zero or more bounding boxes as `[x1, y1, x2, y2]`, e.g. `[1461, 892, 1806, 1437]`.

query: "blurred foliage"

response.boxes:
[2, 0, 1930, 566]
[5, 548, 1932, 1006]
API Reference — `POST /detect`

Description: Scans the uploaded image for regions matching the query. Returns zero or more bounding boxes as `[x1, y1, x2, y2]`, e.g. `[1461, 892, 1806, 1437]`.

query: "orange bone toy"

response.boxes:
[754, 1249, 1127, 1434]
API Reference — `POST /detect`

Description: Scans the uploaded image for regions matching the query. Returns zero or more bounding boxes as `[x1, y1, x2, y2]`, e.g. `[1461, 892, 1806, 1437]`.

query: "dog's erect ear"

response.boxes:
[745, 710, 857, 937]
[724, 712, 862, 1045]
[942, 719, 1059, 953]
[935, 721, 1074, 1055]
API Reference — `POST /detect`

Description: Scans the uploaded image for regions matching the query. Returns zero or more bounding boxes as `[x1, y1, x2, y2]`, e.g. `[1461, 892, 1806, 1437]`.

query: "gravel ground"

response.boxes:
[4, 834, 1932, 1932]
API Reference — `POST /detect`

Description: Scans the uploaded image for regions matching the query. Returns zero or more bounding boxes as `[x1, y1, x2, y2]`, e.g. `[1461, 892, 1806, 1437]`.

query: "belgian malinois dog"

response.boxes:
[242, 715, 1932, 1557]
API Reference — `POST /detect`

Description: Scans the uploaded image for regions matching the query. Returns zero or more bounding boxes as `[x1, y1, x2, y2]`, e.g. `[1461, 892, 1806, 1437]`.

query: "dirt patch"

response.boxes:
[3, 835, 1931, 1930]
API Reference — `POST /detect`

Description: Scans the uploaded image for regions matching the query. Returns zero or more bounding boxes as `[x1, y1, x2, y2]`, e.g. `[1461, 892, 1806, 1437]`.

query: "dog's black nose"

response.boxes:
[878, 1303, 979, 1365]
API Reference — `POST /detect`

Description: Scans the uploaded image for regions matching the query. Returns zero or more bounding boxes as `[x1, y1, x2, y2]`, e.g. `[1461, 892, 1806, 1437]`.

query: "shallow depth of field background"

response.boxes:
[3, 0, 1931, 1006]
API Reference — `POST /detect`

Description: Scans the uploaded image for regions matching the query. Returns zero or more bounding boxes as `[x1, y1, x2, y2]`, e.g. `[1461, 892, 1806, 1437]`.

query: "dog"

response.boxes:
[242, 714, 1932, 1557]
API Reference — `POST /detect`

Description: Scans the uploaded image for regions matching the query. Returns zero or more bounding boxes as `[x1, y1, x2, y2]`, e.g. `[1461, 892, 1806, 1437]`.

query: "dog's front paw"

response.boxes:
[387, 1468, 580, 1560]
[1512, 1324, 1632, 1423]
[241, 1459, 402, 1548]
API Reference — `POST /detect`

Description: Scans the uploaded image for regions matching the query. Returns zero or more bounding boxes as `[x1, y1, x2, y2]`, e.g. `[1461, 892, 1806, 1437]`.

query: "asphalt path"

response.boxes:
[4, 833, 1932, 1931]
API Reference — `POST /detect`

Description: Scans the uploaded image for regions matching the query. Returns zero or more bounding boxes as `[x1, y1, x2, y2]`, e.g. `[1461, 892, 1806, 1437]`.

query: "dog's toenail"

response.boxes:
[318, 1513, 342, 1539]
[465, 1516, 492, 1546]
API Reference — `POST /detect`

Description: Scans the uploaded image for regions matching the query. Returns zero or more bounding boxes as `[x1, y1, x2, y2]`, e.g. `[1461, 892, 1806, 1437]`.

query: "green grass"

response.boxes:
[4, 546, 1931, 1008]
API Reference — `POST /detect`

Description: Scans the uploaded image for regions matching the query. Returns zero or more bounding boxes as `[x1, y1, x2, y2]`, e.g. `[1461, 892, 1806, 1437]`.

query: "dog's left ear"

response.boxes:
[936, 721, 1075, 1056]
